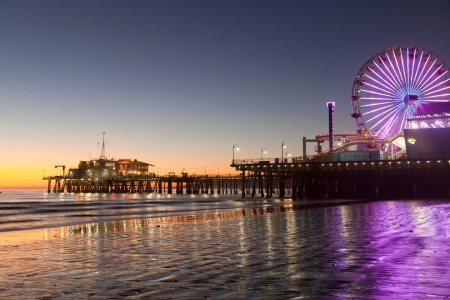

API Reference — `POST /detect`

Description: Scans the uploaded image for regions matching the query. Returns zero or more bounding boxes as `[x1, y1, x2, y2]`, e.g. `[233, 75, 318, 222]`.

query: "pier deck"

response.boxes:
[45, 156, 450, 200]
[45, 175, 245, 195]
[232, 156, 450, 200]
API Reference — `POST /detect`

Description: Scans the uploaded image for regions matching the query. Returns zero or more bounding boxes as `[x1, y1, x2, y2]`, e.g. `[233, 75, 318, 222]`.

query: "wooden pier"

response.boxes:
[45, 175, 248, 195]
[232, 158, 450, 200]
[45, 158, 450, 200]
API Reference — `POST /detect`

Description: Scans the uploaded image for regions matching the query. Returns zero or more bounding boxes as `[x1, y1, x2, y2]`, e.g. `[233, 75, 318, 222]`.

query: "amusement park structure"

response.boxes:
[45, 45, 450, 200]
[302, 45, 450, 161]
[352, 45, 450, 139]
[228, 45, 450, 200]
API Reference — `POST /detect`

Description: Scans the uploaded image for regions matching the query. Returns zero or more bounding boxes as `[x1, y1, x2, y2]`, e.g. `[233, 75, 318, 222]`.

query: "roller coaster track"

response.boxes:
[302, 133, 404, 162]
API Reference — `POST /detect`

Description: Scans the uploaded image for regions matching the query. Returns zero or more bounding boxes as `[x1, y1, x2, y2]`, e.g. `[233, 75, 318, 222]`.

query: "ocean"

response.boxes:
[1, 189, 450, 299]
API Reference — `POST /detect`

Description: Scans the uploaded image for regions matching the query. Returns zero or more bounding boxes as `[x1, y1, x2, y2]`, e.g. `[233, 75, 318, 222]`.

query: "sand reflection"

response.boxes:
[0, 204, 295, 246]
[2, 199, 450, 299]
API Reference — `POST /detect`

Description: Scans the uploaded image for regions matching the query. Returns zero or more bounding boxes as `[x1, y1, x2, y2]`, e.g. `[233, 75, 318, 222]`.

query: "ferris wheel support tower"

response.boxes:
[327, 102, 335, 150]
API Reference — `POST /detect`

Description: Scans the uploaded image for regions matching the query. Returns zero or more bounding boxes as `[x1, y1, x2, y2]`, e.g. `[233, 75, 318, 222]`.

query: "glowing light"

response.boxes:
[360, 89, 395, 98]
[362, 103, 396, 115]
[353, 46, 450, 139]
[365, 81, 400, 96]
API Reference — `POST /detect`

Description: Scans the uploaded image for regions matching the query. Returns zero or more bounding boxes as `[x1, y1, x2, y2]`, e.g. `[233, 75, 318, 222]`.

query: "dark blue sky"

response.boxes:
[1, 0, 450, 180]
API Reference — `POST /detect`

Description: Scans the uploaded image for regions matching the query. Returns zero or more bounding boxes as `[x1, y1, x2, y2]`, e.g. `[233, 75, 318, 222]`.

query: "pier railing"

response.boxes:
[232, 152, 450, 166]
[232, 157, 307, 165]
[44, 174, 242, 181]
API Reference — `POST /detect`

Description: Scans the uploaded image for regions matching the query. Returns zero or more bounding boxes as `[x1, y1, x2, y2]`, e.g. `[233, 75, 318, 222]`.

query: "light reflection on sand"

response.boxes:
[0, 204, 295, 246]
[1, 199, 450, 298]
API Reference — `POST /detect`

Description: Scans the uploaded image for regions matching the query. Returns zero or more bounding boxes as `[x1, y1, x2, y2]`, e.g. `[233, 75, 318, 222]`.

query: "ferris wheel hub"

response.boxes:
[404, 94, 418, 105]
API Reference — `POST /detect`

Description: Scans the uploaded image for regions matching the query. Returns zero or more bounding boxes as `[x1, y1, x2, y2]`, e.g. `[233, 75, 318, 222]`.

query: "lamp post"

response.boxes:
[205, 167, 207, 176]
[286, 151, 291, 159]
[216, 168, 219, 176]
[193, 168, 195, 176]
[233, 144, 239, 164]
[281, 141, 286, 162]
[337, 141, 342, 161]
[261, 147, 267, 161]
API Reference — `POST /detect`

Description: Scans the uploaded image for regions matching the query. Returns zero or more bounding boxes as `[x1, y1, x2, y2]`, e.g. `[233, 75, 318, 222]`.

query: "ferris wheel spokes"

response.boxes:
[352, 45, 450, 139]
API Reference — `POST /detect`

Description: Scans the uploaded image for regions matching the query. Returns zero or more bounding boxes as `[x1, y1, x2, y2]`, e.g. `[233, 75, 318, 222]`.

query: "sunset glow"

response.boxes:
[0, 1, 449, 188]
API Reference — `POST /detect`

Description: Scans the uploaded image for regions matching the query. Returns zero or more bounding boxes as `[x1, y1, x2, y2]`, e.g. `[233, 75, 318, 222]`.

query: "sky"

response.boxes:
[1, 0, 450, 188]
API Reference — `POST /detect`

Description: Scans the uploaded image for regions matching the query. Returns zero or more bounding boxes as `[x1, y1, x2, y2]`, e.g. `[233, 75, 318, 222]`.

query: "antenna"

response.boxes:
[97, 129, 108, 160]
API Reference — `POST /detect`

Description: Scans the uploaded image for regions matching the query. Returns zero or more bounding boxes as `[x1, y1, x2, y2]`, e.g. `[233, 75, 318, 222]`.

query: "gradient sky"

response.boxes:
[1, 0, 450, 188]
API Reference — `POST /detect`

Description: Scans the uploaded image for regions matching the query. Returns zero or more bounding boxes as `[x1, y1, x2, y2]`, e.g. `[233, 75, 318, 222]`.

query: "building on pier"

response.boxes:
[68, 158, 154, 179]
[67, 131, 154, 179]
[69, 159, 117, 178]
[403, 104, 450, 160]
[115, 159, 152, 176]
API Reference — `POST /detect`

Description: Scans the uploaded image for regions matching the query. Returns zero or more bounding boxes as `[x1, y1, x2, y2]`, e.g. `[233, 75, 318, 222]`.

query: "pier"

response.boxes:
[232, 156, 450, 200]
[45, 175, 248, 195]
[45, 156, 450, 200]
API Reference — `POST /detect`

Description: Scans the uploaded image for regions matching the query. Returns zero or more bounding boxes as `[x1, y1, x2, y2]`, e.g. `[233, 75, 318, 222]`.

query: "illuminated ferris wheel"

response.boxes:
[351, 45, 450, 139]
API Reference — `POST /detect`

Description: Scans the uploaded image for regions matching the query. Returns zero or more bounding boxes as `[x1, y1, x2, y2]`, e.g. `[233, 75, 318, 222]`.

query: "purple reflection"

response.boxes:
[1, 199, 450, 298]
[328, 200, 450, 298]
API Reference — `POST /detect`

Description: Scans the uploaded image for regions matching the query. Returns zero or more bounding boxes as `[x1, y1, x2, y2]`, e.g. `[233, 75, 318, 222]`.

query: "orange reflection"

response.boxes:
[0, 204, 295, 246]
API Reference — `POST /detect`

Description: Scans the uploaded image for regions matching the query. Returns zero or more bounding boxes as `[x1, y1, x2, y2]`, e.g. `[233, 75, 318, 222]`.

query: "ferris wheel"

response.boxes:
[351, 45, 450, 140]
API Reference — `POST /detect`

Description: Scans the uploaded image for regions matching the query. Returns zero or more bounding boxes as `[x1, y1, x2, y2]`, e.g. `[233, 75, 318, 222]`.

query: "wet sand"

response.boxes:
[1, 198, 450, 299]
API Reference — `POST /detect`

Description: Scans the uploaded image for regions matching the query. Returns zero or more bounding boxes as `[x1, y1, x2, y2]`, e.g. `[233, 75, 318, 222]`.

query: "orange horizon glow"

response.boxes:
[0, 163, 242, 189]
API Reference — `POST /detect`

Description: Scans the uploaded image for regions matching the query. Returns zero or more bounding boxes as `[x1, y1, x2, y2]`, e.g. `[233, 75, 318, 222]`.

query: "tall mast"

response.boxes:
[100, 129, 106, 159]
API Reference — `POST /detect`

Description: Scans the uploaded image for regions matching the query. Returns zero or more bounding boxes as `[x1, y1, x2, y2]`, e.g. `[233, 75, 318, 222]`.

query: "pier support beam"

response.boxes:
[242, 170, 246, 198]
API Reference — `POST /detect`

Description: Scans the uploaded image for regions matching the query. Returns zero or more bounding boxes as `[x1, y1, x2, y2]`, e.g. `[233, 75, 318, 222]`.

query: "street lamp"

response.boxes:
[261, 147, 267, 161]
[281, 141, 286, 161]
[205, 167, 207, 176]
[216, 168, 219, 176]
[193, 168, 196, 176]
[285, 151, 291, 162]
[233, 144, 239, 164]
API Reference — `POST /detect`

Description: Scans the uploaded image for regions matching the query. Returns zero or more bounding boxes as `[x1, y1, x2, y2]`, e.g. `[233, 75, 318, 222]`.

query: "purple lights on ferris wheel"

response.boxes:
[351, 45, 450, 139]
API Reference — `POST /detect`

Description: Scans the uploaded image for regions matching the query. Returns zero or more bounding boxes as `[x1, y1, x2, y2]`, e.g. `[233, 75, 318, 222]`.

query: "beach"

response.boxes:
[1, 191, 450, 299]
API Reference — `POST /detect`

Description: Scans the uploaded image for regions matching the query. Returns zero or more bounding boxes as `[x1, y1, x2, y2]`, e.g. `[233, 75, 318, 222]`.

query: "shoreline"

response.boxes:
[2, 197, 450, 298]
[0, 197, 369, 246]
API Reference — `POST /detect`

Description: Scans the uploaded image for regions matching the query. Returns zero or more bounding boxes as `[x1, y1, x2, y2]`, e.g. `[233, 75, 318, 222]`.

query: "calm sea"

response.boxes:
[1, 189, 450, 299]
[0, 189, 294, 233]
